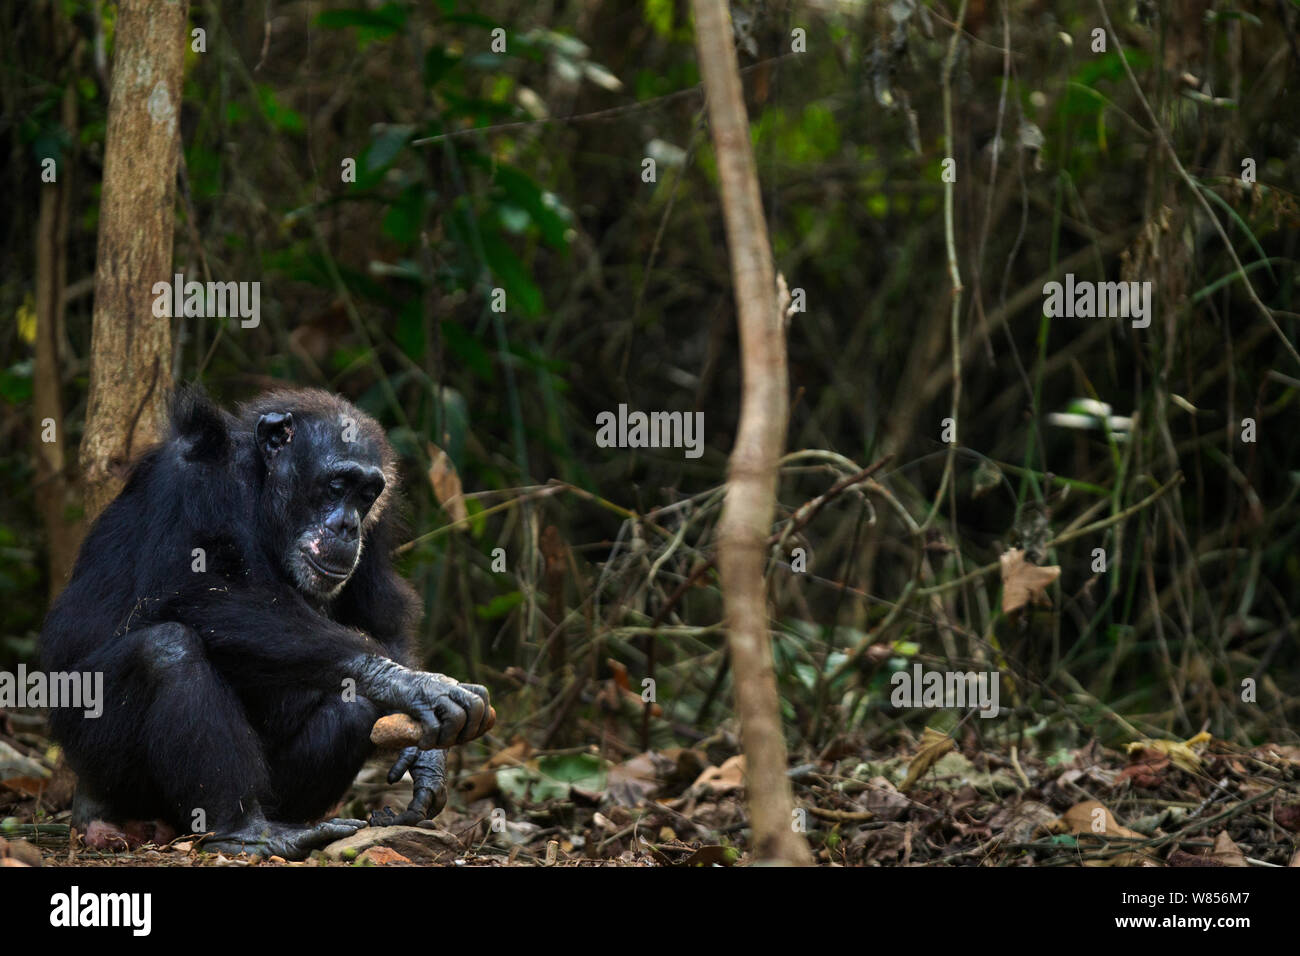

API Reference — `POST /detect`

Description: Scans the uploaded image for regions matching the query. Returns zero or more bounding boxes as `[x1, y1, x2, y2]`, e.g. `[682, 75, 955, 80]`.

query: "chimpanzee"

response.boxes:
[39, 387, 491, 859]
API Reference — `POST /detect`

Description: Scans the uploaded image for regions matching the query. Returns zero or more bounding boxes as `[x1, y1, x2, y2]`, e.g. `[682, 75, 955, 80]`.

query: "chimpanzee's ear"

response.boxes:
[256, 412, 294, 461]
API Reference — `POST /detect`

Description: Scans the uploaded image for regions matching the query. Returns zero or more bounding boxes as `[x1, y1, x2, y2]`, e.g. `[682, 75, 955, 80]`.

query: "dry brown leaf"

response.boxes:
[900, 727, 956, 792]
[1258, 745, 1300, 766]
[0, 776, 49, 797]
[1054, 800, 1150, 866]
[1116, 749, 1170, 787]
[0, 838, 42, 866]
[485, 737, 532, 770]
[991, 800, 1058, 842]
[692, 754, 746, 793]
[463, 737, 533, 802]
[606, 657, 631, 692]
[999, 548, 1061, 614]
[1209, 831, 1249, 867]
[1125, 730, 1212, 773]
[427, 443, 468, 524]
[1275, 803, 1300, 833]
[605, 753, 662, 805]
[1057, 800, 1144, 840]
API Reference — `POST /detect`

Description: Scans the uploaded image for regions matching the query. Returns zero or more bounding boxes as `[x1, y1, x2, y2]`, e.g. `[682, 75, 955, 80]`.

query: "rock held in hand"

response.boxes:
[370, 707, 496, 750]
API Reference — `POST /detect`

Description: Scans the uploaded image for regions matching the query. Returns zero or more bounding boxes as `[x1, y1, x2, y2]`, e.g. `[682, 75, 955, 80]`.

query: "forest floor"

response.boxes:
[4, 711, 1300, 867]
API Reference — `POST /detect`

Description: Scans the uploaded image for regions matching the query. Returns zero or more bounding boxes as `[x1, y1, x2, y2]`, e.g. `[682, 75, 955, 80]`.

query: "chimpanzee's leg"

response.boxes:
[259, 690, 381, 822]
[55, 622, 363, 859]
[260, 691, 449, 826]
[55, 622, 267, 830]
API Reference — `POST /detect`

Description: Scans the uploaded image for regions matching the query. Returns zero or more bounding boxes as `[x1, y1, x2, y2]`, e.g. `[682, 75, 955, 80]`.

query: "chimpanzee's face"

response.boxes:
[255, 410, 387, 599]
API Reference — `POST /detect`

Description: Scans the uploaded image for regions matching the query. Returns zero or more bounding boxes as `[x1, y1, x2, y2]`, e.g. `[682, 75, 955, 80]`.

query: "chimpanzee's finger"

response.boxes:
[413, 707, 442, 750]
[433, 696, 469, 749]
[445, 684, 488, 742]
[457, 684, 494, 739]
[387, 746, 420, 784]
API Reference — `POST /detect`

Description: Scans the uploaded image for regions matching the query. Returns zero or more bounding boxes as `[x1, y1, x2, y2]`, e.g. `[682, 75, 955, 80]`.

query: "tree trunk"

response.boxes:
[80, 0, 188, 520]
[690, 0, 812, 865]
[34, 71, 83, 598]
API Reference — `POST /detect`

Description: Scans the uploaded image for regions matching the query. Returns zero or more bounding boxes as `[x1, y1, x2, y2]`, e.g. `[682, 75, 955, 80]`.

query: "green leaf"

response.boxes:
[497, 203, 530, 235]
[0, 361, 33, 404]
[793, 662, 818, 692]
[257, 85, 304, 134]
[441, 13, 501, 30]
[495, 754, 608, 804]
[644, 0, 675, 37]
[363, 125, 414, 175]
[476, 590, 523, 620]
[395, 299, 425, 360]
[315, 3, 409, 41]
[495, 766, 535, 803]
[480, 229, 543, 316]
[442, 320, 493, 380]
[423, 47, 460, 88]
[536, 753, 607, 795]
[465, 497, 487, 539]
[382, 184, 426, 244]
[491, 163, 572, 250]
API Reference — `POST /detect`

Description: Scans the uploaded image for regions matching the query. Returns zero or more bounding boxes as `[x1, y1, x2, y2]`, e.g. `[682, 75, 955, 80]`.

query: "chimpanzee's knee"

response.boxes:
[134, 622, 203, 680]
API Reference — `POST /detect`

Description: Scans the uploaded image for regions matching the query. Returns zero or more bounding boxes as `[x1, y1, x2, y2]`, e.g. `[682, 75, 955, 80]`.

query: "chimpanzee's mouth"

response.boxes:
[302, 550, 353, 579]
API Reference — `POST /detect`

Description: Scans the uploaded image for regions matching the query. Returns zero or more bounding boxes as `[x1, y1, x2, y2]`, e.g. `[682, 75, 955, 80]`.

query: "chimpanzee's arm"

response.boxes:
[162, 585, 492, 749]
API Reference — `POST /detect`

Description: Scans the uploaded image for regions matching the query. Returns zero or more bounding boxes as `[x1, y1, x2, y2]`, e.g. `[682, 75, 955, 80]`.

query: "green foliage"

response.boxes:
[315, 2, 411, 45]
[475, 590, 523, 620]
[497, 753, 607, 803]
[3, 0, 1299, 756]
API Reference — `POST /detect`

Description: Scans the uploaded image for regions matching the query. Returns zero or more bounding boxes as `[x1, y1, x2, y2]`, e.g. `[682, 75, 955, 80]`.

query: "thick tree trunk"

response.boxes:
[80, 0, 188, 520]
[34, 75, 83, 597]
[690, 0, 812, 865]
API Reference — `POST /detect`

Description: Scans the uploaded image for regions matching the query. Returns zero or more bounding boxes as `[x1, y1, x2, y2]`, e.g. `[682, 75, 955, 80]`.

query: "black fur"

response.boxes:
[40, 387, 429, 840]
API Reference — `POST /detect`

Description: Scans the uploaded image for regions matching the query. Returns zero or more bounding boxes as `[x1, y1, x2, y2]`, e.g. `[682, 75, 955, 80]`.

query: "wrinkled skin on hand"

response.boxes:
[355, 657, 493, 750]
[368, 748, 449, 827]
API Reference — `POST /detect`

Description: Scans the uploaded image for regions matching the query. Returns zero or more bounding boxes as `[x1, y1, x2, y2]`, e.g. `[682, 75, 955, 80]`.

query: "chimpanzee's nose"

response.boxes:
[326, 509, 359, 541]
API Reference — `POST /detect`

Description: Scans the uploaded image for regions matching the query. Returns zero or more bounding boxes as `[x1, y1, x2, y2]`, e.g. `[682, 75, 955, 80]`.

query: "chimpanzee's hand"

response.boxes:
[354, 657, 492, 749]
[369, 748, 449, 827]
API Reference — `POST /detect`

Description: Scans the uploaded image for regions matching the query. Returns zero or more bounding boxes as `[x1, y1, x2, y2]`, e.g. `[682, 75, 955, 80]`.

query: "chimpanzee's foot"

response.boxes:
[366, 785, 447, 832]
[368, 778, 448, 827]
[82, 819, 177, 850]
[72, 787, 177, 850]
[368, 805, 433, 827]
[202, 817, 367, 859]
[369, 746, 449, 827]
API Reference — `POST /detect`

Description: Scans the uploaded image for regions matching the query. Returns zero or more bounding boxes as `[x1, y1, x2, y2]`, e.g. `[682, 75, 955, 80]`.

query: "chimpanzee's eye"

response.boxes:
[357, 477, 384, 512]
[328, 478, 347, 497]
